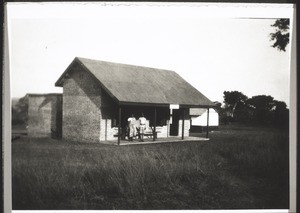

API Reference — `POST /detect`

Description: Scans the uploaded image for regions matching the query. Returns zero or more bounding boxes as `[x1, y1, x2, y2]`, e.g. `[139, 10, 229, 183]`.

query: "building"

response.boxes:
[27, 93, 62, 138]
[54, 57, 215, 143]
[190, 108, 219, 133]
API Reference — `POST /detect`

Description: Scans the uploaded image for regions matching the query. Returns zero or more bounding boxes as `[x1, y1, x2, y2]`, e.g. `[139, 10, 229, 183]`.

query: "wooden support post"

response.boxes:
[206, 108, 209, 138]
[153, 107, 157, 141]
[118, 106, 121, 145]
[182, 108, 185, 140]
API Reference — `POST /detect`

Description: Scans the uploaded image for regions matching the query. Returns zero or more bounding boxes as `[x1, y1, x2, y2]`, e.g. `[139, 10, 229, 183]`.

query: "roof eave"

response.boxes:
[55, 57, 79, 87]
[118, 101, 216, 108]
[27, 93, 62, 97]
[180, 103, 216, 108]
[119, 101, 169, 107]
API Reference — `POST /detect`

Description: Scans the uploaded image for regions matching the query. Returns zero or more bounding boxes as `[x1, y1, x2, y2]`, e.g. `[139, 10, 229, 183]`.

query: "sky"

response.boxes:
[7, 3, 294, 106]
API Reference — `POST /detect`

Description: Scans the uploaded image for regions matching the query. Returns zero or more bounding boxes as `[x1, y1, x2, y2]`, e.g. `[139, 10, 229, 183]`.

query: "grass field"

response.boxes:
[12, 125, 289, 210]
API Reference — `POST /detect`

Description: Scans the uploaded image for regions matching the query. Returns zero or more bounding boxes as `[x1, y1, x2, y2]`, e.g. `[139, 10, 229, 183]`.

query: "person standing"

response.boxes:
[138, 113, 146, 142]
[127, 114, 136, 141]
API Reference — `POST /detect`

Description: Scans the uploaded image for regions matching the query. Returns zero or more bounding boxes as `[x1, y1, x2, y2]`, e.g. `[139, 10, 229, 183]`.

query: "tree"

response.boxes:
[272, 100, 289, 128]
[12, 95, 28, 126]
[221, 90, 289, 127]
[223, 91, 248, 120]
[247, 95, 275, 125]
[270, 19, 290, 52]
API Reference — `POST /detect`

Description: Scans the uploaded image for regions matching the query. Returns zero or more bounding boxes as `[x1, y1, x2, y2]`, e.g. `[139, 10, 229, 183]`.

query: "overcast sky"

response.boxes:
[7, 3, 294, 106]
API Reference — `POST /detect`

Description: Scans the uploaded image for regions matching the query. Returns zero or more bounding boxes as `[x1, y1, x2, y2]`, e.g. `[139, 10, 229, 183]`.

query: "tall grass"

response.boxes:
[12, 126, 289, 210]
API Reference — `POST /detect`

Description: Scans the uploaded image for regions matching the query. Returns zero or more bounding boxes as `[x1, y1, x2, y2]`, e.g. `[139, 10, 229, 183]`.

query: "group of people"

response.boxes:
[127, 113, 146, 142]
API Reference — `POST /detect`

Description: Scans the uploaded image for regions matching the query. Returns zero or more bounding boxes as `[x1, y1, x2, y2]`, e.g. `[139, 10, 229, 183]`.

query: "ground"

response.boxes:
[11, 125, 289, 210]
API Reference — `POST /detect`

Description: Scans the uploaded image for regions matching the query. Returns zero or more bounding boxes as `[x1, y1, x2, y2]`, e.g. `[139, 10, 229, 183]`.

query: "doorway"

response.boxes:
[170, 109, 180, 136]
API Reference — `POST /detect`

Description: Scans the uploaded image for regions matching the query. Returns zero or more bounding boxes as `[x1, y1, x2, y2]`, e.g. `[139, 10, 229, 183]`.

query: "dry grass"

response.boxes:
[12, 125, 289, 210]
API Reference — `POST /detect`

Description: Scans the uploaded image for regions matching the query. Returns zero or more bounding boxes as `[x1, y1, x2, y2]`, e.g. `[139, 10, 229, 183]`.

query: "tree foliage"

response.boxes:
[12, 95, 28, 126]
[247, 95, 275, 125]
[223, 91, 248, 118]
[272, 100, 289, 127]
[221, 91, 288, 128]
[270, 19, 290, 52]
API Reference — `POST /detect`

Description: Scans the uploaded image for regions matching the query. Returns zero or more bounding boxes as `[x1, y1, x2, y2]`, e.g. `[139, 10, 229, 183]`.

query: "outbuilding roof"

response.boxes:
[190, 108, 219, 116]
[27, 93, 62, 97]
[55, 57, 215, 107]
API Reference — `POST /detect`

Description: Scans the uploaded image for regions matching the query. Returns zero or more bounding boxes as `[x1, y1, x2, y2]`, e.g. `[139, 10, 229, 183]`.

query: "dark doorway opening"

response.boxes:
[170, 109, 180, 136]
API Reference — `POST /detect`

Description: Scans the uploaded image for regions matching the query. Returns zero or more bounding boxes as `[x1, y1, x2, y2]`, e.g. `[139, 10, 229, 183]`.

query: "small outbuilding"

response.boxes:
[190, 108, 219, 133]
[55, 57, 216, 143]
[27, 93, 62, 138]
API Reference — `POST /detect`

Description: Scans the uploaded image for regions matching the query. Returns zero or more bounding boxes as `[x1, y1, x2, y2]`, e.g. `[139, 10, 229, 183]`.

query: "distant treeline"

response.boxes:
[216, 91, 289, 128]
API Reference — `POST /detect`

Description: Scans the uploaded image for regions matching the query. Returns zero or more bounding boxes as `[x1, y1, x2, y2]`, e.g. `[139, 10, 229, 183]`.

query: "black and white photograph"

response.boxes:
[4, 2, 296, 212]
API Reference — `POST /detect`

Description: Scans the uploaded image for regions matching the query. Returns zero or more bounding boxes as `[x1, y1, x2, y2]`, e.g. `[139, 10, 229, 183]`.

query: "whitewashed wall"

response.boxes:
[191, 109, 219, 126]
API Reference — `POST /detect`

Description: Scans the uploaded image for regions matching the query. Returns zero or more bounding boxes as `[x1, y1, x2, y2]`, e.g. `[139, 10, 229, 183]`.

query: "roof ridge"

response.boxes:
[76, 57, 176, 73]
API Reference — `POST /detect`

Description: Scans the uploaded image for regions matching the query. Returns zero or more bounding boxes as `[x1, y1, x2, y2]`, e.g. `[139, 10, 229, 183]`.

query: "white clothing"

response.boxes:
[139, 117, 146, 125]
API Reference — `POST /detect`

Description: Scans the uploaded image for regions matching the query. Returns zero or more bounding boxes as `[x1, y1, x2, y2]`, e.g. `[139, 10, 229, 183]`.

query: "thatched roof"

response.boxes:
[55, 57, 215, 107]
